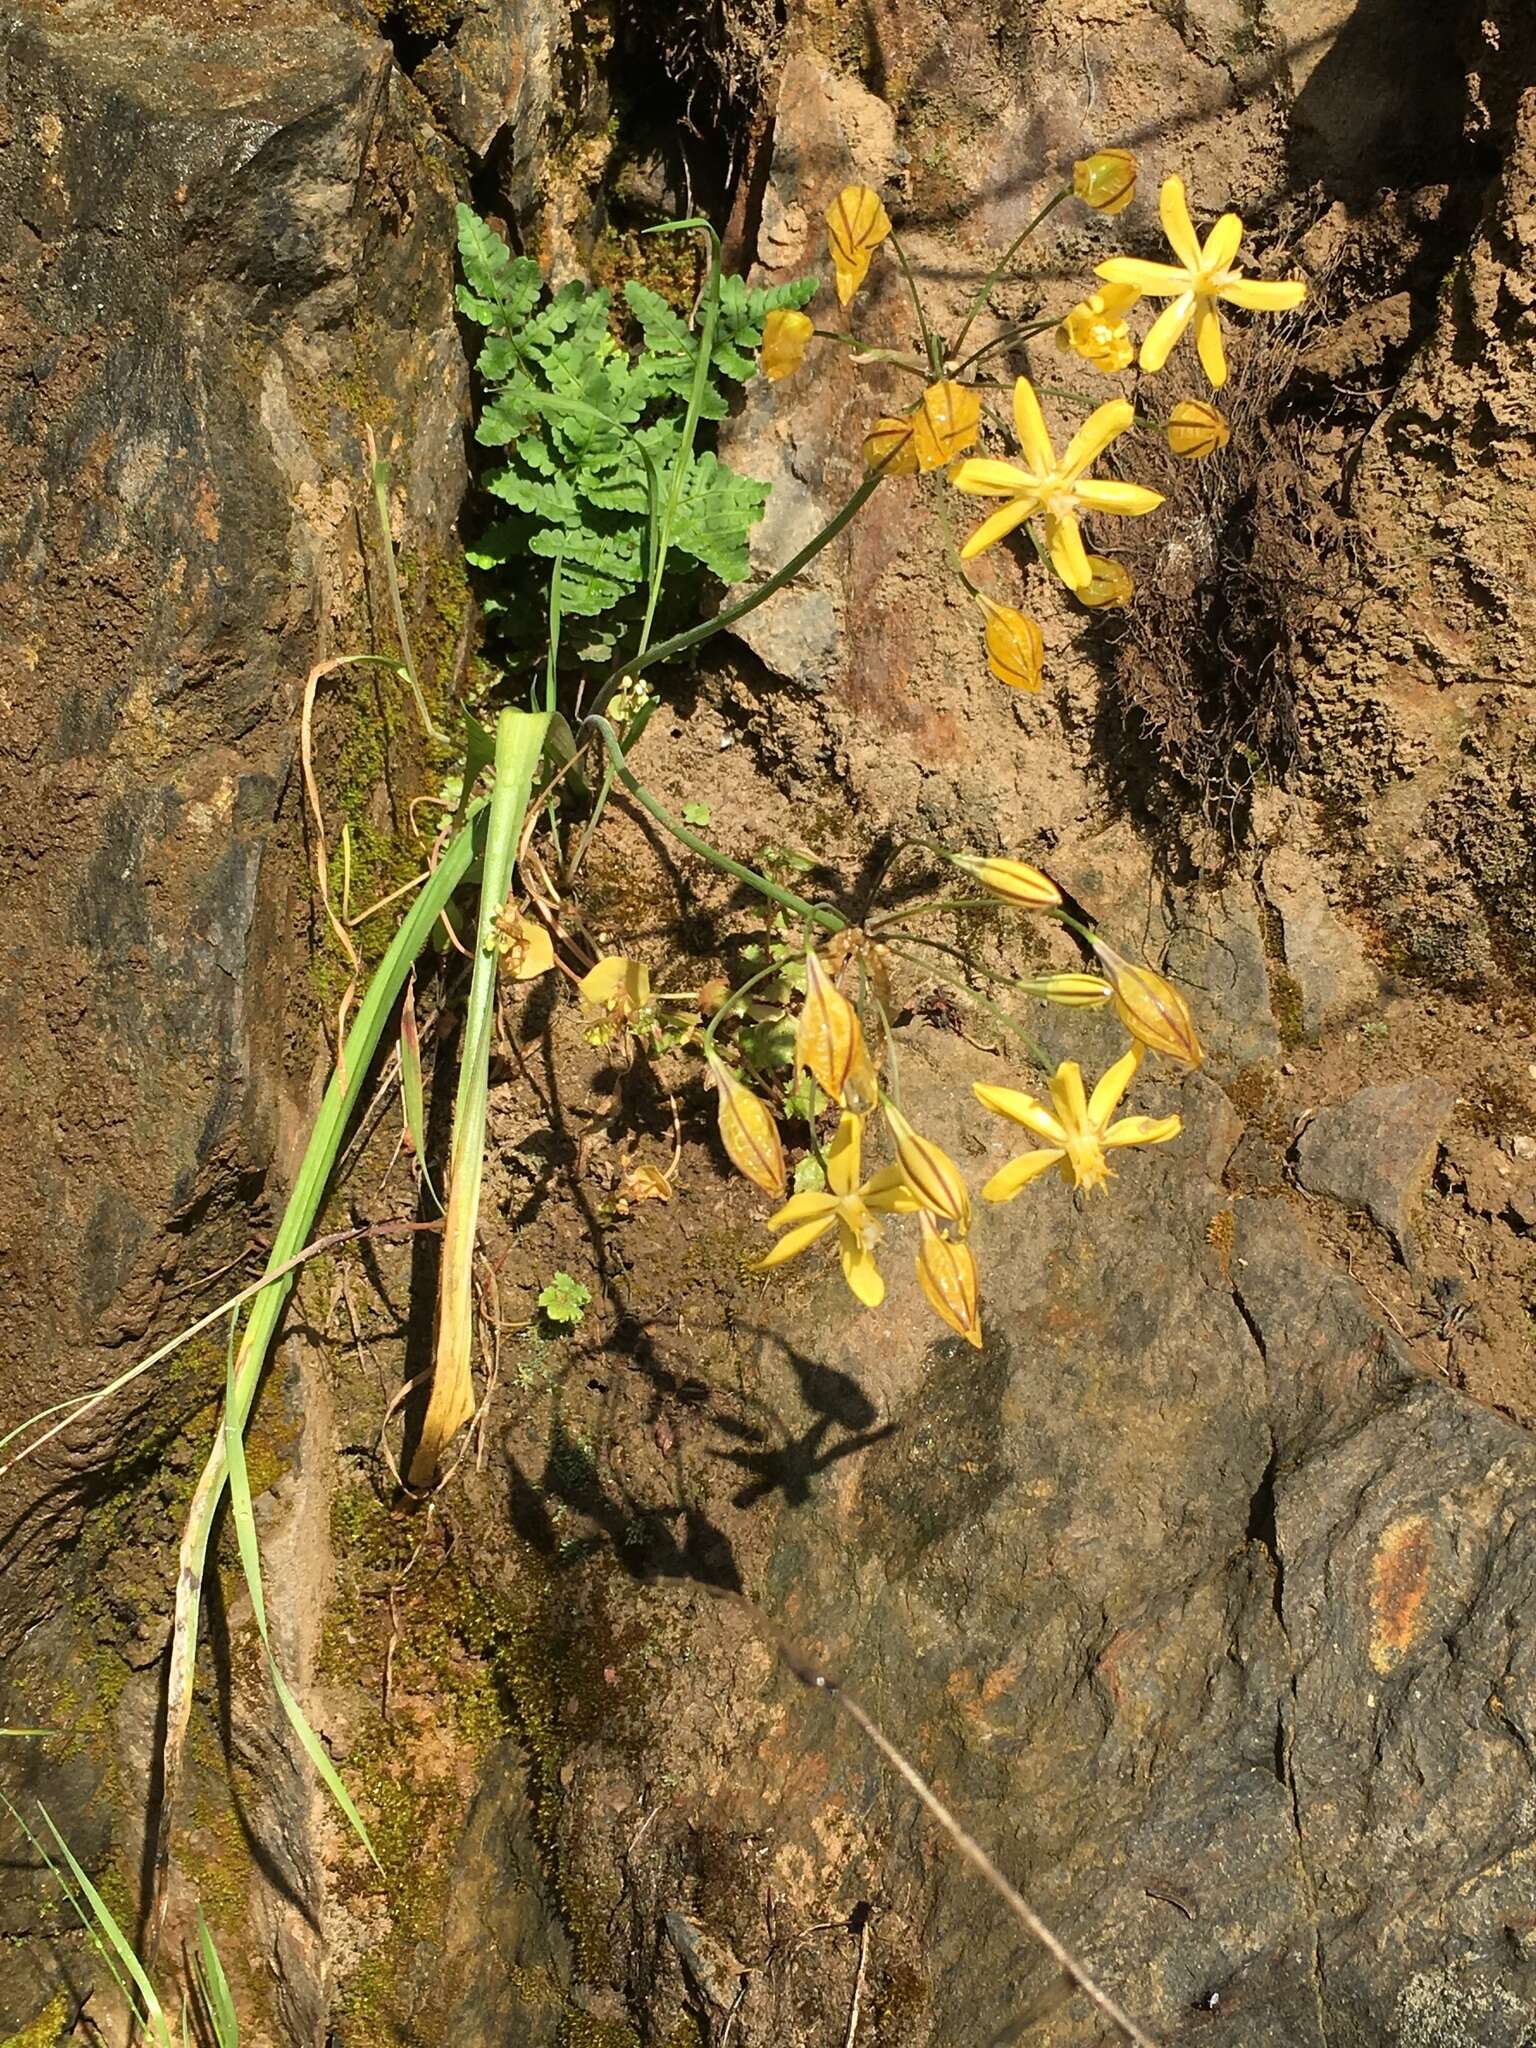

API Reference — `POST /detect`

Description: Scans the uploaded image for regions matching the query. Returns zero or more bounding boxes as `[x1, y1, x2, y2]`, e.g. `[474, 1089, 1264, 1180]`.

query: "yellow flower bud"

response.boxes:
[977, 595, 1045, 693]
[697, 977, 730, 1015]
[863, 414, 920, 476]
[797, 950, 879, 1113]
[1020, 972, 1114, 1007]
[916, 1212, 982, 1349]
[1077, 556, 1134, 608]
[947, 852, 1063, 911]
[1072, 148, 1137, 215]
[1055, 283, 1140, 374]
[909, 380, 981, 472]
[707, 1053, 786, 1199]
[1167, 398, 1231, 460]
[826, 184, 892, 305]
[761, 307, 813, 382]
[1090, 940, 1203, 1065]
[881, 1101, 971, 1233]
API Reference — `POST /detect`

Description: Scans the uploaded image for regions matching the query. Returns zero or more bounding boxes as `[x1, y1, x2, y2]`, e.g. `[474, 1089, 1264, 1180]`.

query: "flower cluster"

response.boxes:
[656, 846, 1206, 1352]
[759, 157, 1307, 695]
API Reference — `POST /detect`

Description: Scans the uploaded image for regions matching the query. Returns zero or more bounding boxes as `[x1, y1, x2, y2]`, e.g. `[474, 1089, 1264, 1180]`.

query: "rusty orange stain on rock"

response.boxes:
[193, 477, 220, 543]
[1369, 1513, 1434, 1672]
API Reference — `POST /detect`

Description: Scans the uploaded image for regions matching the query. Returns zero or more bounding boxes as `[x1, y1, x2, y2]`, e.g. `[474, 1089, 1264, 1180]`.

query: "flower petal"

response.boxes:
[1139, 292, 1195, 373]
[765, 1190, 838, 1231]
[1193, 298, 1227, 387]
[972, 1082, 1066, 1145]
[1048, 1060, 1090, 1135]
[1096, 257, 1192, 296]
[862, 1164, 924, 1213]
[980, 1149, 1064, 1201]
[1104, 1113, 1183, 1149]
[1159, 174, 1203, 272]
[1072, 477, 1165, 516]
[1060, 397, 1135, 480]
[950, 458, 1037, 498]
[754, 1213, 835, 1268]
[1012, 377, 1056, 475]
[1044, 509, 1092, 591]
[958, 497, 1036, 561]
[1220, 277, 1308, 311]
[839, 1227, 886, 1306]
[1087, 1042, 1143, 1128]
[826, 1109, 862, 1197]
[1200, 212, 1244, 274]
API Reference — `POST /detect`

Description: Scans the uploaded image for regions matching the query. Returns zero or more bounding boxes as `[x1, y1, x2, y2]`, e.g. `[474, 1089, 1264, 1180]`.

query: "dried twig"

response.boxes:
[753, 1612, 1160, 2048]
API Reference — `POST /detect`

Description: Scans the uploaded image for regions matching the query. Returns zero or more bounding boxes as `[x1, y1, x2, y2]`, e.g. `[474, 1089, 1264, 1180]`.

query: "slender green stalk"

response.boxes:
[887, 228, 943, 378]
[411, 708, 549, 1487]
[151, 795, 492, 1953]
[950, 185, 1070, 356]
[591, 469, 886, 714]
[637, 220, 721, 659]
[582, 716, 845, 931]
[951, 314, 1058, 377]
[886, 938, 1051, 1067]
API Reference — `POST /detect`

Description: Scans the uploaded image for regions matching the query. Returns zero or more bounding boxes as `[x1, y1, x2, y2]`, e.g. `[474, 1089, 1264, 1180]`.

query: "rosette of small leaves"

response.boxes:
[456, 204, 818, 664]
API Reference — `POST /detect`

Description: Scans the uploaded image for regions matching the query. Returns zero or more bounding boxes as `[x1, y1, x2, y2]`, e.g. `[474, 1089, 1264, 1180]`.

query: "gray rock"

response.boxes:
[1263, 847, 1381, 1041]
[432, 1741, 571, 2043]
[1164, 882, 1283, 1074]
[1295, 1077, 1455, 1261]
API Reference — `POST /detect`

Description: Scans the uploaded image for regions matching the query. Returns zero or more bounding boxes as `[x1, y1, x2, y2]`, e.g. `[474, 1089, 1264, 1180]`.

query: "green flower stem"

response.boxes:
[593, 468, 887, 713]
[868, 896, 1000, 932]
[702, 959, 791, 1058]
[811, 329, 930, 376]
[368, 441, 448, 747]
[949, 186, 1071, 356]
[952, 315, 1060, 378]
[883, 934, 1052, 1069]
[887, 228, 944, 379]
[582, 716, 846, 933]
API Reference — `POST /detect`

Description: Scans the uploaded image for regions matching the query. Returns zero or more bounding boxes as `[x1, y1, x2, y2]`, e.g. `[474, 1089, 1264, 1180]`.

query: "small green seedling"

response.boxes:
[537, 1272, 592, 1326]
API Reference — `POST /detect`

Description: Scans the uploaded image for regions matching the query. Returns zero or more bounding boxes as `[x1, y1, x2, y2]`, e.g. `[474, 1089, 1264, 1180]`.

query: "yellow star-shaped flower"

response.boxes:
[949, 377, 1163, 591]
[1096, 175, 1307, 389]
[972, 1044, 1181, 1198]
[753, 1114, 917, 1307]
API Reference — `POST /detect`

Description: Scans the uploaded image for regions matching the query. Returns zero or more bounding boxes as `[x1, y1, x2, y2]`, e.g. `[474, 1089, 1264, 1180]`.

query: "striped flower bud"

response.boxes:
[1072, 148, 1137, 215]
[1167, 398, 1230, 460]
[1090, 939, 1203, 1065]
[882, 1101, 971, 1234]
[916, 1212, 983, 1350]
[797, 951, 879, 1113]
[707, 1053, 786, 1198]
[978, 595, 1045, 693]
[947, 851, 1063, 911]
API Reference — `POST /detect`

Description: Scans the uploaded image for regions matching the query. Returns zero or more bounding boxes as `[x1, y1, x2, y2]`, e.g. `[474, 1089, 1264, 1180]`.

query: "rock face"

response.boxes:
[0, 4, 464, 1613]
[1295, 1078, 1455, 1262]
[0, 0, 472, 2028]
[455, 1030, 1536, 2046]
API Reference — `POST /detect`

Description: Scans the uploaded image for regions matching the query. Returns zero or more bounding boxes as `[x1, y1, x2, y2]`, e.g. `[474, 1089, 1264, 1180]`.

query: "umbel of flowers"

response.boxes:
[572, 148, 1296, 1353]
[763, 148, 1307, 693]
